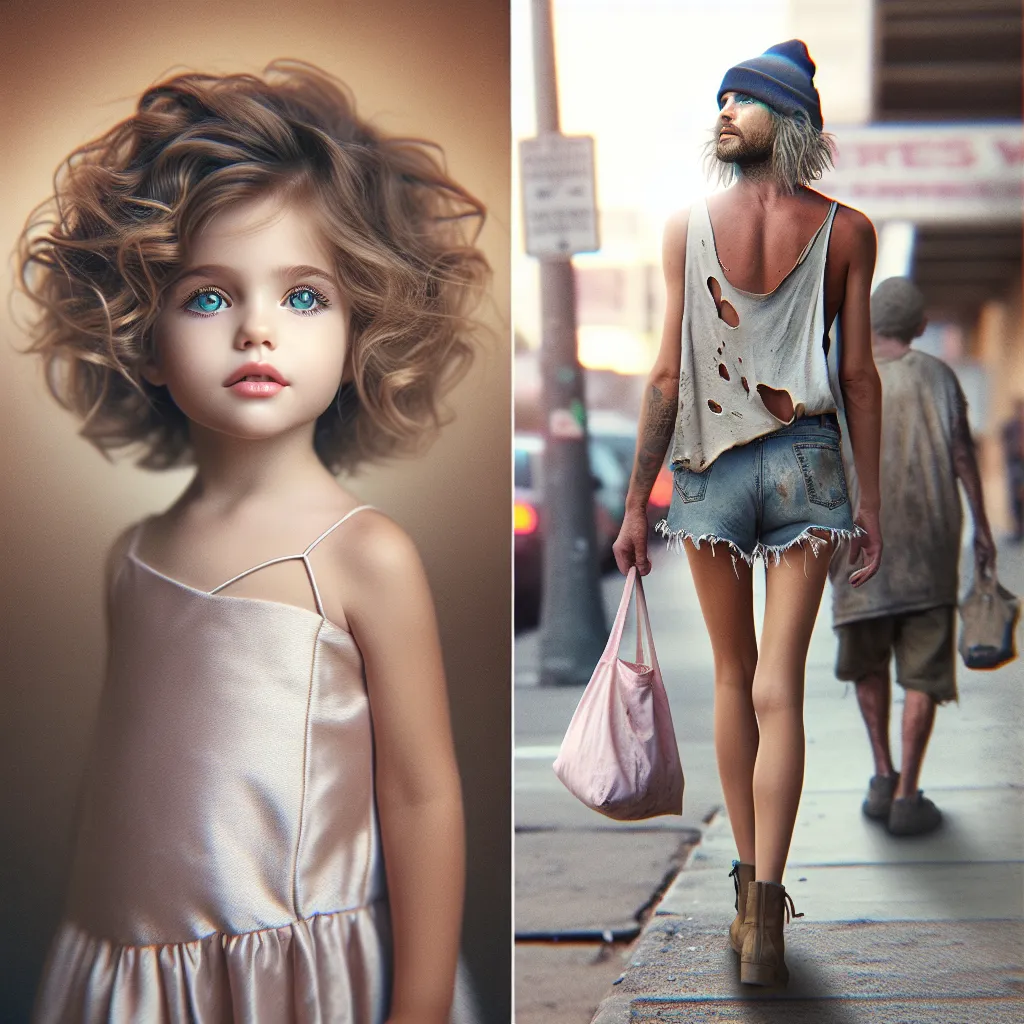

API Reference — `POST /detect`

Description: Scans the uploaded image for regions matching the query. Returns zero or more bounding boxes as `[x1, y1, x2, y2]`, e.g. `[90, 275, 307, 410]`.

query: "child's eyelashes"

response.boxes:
[180, 285, 332, 318]
[183, 288, 231, 317]
[285, 286, 331, 316]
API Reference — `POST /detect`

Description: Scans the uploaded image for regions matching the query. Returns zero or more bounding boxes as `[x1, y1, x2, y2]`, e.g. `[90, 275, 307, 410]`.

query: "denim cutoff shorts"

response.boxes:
[656, 414, 855, 564]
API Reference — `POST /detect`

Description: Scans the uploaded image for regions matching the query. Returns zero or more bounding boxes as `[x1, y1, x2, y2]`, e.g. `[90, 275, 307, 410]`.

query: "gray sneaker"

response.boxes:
[888, 791, 943, 836]
[862, 773, 900, 820]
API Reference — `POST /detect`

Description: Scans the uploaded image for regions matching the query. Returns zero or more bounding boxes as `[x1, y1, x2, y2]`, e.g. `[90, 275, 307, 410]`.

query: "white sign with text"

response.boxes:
[520, 134, 600, 258]
[822, 123, 1023, 223]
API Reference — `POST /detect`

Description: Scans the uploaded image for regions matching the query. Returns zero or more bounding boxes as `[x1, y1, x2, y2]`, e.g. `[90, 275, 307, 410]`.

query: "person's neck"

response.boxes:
[872, 333, 913, 360]
[183, 424, 335, 513]
[730, 164, 800, 205]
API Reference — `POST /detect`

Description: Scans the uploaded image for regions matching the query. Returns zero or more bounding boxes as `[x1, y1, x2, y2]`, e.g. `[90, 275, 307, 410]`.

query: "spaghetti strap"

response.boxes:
[303, 504, 376, 556]
[300, 505, 375, 617]
[209, 504, 376, 619]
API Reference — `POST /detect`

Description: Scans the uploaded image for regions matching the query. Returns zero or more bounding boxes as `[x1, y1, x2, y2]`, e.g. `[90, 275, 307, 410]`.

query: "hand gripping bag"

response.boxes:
[552, 567, 684, 820]
[958, 569, 1020, 670]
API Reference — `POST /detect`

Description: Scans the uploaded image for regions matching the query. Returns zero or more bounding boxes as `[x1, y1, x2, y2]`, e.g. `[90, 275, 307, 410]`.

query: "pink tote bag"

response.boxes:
[552, 567, 684, 820]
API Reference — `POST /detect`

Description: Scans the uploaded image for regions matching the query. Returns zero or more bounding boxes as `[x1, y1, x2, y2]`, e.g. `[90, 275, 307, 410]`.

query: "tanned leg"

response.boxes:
[754, 544, 832, 883]
[854, 668, 897, 778]
[685, 541, 759, 864]
[894, 690, 937, 799]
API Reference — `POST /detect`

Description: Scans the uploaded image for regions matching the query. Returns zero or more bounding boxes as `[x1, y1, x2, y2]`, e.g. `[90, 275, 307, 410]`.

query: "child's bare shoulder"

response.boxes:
[315, 505, 433, 630]
[327, 507, 424, 580]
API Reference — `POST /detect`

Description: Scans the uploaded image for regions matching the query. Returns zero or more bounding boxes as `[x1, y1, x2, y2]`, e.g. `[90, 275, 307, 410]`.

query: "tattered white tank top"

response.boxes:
[668, 197, 840, 470]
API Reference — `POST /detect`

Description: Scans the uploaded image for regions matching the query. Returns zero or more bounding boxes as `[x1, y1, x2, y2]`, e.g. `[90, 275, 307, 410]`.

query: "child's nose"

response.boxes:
[234, 309, 277, 351]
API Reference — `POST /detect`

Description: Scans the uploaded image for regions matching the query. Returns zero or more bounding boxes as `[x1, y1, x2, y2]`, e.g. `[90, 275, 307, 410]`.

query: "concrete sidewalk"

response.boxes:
[591, 542, 1024, 1024]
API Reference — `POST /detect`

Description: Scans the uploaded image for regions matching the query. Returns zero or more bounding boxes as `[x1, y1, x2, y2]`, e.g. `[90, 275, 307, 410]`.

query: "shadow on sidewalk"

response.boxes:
[819, 801, 1022, 923]
[621, 917, 863, 1024]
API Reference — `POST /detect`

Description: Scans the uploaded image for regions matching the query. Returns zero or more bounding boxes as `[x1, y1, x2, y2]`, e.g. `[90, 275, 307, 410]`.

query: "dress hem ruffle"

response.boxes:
[32, 903, 391, 1024]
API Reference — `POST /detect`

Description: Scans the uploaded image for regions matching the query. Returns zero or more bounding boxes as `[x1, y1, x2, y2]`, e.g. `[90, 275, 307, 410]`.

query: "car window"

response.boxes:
[597, 435, 637, 475]
[514, 448, 533, 489]
[588, 440, 627, 490]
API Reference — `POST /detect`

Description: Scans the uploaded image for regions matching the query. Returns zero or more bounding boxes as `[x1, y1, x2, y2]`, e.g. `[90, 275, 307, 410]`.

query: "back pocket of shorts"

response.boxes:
[793, 443, 848, 509]
[673, 465, 711, 503]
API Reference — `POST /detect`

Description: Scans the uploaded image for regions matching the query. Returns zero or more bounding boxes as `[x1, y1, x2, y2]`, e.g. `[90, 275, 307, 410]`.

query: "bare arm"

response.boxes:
[613, 210, 687, 575]
[952, 397, 996, 577]
[835, 209, 883, 586]
[342, 517, 464, 1024]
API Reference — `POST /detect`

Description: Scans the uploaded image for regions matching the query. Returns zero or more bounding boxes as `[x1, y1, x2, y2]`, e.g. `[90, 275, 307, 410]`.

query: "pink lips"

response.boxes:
[224, 362, 289, 398]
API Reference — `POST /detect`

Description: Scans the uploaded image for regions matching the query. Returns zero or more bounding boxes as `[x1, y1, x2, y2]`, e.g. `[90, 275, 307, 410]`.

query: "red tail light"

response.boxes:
[514, 501, 539, 535]
[649, 466, 673, 508]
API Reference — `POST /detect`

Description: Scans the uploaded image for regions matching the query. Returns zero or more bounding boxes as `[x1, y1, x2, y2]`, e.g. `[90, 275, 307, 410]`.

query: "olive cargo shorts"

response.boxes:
[834, 605, 957, 705]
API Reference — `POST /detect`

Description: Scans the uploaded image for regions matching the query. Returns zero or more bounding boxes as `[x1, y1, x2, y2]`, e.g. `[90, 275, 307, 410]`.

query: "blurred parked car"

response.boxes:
[587, 409, 674, 526]
[514, 431, 626, 630]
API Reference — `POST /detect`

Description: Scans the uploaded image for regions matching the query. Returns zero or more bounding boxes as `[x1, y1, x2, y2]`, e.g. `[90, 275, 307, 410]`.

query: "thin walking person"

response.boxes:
[830, 277, 996, 836]
[614, 40, 883, 988]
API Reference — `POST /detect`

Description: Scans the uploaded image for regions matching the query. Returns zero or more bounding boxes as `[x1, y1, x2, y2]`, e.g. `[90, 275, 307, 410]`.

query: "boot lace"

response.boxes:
[728, 860, 741, 900]
[783, 889, 804, 924]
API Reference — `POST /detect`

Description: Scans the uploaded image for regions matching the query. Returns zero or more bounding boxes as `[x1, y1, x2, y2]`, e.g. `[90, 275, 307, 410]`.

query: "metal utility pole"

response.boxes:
[526, 0, 607, 686]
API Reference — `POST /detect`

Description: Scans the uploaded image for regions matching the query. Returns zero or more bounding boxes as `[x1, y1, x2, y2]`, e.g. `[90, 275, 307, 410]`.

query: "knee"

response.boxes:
[903, 688, 939, 716]
[713, 650, 757, 692]
[751, 672, 803, 718]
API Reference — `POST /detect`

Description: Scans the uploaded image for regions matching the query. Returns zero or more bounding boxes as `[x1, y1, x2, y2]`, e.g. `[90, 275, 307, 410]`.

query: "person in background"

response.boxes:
[1001, 398, 1024, 543]
[830, 276, 996, 837]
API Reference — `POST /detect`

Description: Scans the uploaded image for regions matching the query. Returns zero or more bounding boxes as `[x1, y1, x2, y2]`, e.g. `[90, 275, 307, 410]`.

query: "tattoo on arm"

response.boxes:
[631, 383, 677, 500]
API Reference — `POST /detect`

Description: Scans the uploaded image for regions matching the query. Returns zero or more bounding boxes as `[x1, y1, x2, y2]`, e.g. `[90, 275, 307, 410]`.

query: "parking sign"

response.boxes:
[520, 133, 599, 258]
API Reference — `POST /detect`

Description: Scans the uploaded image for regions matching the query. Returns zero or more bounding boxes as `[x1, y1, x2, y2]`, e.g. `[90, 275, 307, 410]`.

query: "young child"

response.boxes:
[18, 61, 488, 1024]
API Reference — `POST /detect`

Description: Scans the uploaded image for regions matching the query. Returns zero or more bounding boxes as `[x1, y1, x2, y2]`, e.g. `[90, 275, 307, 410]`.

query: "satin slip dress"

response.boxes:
[34, 505, 392, 1023]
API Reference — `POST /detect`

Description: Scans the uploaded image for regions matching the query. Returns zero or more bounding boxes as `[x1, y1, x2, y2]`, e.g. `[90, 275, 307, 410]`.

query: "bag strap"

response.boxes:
[600, 568, 637, 663]
[600, 568, 660, 673]
[633, 573, 662, 677]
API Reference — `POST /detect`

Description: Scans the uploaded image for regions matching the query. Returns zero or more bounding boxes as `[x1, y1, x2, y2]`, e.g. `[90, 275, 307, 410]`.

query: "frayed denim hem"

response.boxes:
[654, 519, 756, 572]
[758, 524, 865, 565]
[654, 519, 864, 576]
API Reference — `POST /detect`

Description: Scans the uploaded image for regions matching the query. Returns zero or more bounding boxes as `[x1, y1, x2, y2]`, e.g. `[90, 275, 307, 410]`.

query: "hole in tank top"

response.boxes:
[706, 276, 740, 328]
[757, 384, 795, 423]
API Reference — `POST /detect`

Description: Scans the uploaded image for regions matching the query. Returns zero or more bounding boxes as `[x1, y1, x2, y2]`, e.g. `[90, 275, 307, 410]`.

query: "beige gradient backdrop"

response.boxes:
[0, 0, 510, 1019]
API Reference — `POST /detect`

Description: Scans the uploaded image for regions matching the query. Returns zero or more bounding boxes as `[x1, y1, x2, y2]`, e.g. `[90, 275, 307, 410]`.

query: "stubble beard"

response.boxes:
[716, 125, 775, 173]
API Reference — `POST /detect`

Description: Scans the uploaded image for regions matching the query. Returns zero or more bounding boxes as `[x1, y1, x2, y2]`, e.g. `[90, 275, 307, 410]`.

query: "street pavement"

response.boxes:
[515, 539, 1023, 1023]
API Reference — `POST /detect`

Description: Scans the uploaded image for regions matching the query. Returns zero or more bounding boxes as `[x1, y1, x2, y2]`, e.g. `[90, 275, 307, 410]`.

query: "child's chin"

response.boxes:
[186, 411, 316, 445]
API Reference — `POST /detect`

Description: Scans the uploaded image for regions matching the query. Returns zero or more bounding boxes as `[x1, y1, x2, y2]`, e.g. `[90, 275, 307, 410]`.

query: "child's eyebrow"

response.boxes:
[171, 264, 338, 286]
[277, 265, 337, 285]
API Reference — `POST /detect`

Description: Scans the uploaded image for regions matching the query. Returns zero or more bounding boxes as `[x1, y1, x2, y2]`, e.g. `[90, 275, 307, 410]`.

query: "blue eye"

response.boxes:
[286, 287, 328, 313]
[721, 93, 756, 110]
[184, 290, 228, 315]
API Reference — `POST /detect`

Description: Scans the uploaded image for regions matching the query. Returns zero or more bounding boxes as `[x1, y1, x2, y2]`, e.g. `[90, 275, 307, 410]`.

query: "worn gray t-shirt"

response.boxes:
[831, 348, 966, 626]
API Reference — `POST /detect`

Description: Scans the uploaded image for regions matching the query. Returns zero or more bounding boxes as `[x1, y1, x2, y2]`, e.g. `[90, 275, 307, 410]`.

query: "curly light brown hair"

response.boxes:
[17, 60, 489, 472]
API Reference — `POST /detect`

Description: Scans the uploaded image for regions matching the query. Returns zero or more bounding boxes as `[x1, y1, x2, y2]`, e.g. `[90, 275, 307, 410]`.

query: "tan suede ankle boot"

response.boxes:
[739, 880, 803, 986]
[727, 861, 756, 953]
